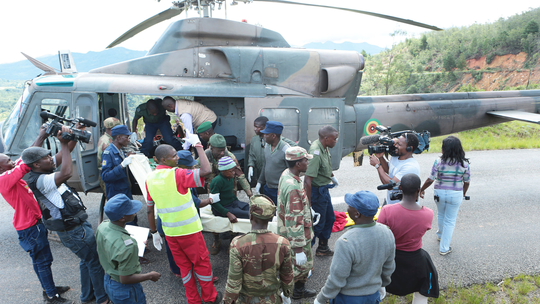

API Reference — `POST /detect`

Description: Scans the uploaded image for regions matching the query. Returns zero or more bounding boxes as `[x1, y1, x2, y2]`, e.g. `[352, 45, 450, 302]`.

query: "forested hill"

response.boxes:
[360, 7, 540, 96]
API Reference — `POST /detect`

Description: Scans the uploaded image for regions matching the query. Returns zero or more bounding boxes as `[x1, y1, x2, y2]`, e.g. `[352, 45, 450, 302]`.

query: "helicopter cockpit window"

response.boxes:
[18, 99, 70, 151]
[2, 92, 29, 149]
[307, 108, 340, 144]
[259, 108, 300, 143]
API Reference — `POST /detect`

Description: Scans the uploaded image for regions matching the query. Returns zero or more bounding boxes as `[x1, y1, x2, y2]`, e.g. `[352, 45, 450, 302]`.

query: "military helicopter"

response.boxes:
[1, 0, 539, 194]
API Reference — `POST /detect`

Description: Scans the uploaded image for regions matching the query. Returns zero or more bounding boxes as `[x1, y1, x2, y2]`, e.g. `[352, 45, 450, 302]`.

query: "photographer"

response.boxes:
[22, 125, 109, 304]
[0, 126, 73, 303]
[369, 133, 420, 205]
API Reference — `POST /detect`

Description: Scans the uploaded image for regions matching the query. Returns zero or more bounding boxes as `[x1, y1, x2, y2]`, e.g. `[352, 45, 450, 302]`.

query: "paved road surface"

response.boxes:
[1, 149, 539, 303]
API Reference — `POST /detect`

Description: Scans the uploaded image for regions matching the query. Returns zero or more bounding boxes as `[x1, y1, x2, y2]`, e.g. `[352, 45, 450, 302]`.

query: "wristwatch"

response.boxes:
[375, 164, 380, 169]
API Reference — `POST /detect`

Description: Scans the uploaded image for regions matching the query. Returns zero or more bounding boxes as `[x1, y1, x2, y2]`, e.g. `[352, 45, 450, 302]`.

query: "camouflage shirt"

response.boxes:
[202, 149, 252, 196]
[97, 133, 113, 170]
[97, 133, 138, 170]
[223, 229, 294, 304]
[277, 169, 314, 249]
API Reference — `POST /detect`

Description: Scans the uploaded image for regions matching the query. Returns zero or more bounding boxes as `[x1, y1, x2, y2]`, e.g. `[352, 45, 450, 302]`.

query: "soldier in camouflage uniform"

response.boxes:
[223, 195, 294, 304]
[277, 147, 317, 300]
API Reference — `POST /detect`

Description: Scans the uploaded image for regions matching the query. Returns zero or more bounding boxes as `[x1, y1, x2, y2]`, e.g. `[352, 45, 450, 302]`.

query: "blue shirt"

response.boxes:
[101, 143, 132, 200]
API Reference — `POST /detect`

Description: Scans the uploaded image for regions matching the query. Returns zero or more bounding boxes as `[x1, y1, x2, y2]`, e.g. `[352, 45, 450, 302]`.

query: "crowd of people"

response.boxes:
[0, 96, 472, 304]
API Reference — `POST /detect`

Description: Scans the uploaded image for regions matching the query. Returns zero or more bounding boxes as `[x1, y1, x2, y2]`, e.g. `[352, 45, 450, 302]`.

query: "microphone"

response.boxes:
[77, 117, 97, 127]
[360, 134, 380, 145]
[40, 111, 59, 120]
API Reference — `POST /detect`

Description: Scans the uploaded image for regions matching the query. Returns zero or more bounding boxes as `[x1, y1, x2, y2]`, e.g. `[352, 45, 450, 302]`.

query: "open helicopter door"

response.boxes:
[245, 97, 344, 170]
[72, 92, 99, 193]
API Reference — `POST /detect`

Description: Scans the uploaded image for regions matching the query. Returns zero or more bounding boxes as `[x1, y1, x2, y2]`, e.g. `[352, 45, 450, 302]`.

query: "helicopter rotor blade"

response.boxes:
[253, 0, 443, 31]
[106, 6, 185, 49]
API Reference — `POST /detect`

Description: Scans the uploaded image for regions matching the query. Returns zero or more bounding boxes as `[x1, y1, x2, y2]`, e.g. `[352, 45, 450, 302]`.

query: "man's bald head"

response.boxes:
[154, 144, 175, 162]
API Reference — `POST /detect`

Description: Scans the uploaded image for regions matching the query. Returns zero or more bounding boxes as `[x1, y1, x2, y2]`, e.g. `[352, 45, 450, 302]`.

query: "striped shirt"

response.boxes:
[428, 158, 471, 191]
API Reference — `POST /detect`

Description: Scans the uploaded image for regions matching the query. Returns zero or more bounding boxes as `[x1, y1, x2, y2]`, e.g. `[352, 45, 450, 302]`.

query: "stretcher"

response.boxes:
[127, 154, 278, 234]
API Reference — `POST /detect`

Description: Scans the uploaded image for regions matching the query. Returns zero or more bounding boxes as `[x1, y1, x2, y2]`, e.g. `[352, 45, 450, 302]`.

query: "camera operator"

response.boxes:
[0, 126, 74, 303]
[369, 133, 420, 205]
[22, 125, 110, 304]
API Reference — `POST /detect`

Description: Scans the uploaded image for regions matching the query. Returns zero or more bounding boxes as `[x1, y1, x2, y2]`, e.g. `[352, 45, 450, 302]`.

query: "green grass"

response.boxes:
[381, 274, 540, 303]
[426, 121, 540, 153]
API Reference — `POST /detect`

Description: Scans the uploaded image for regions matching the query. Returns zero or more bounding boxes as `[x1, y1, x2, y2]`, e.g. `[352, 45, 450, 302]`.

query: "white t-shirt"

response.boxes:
[387, 156, 420, 204]
[35, 156, 68, 209]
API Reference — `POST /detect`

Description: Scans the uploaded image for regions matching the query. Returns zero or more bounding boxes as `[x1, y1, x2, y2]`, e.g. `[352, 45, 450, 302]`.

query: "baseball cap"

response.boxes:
[105, 194, 143, 222]
[285, 146, 313, 161]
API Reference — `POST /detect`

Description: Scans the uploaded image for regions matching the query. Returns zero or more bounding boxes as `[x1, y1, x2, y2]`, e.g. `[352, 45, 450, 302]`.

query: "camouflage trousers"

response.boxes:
[238, 292, 282, 304]
[292, 243, 313, 283]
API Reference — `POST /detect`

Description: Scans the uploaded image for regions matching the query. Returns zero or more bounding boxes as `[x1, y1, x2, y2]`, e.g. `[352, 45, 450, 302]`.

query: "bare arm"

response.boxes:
[30, 125, 48, 148]
[304, 175, 313, 204]
[132, 115, 140, 133]
[54, 127, 73, 187]
[463, 182, 470, 196]
[419, 178, 434, 199]
[119, 271, 161, 284]
[147, 205, 157, 233]
[196, 145, 211, 177]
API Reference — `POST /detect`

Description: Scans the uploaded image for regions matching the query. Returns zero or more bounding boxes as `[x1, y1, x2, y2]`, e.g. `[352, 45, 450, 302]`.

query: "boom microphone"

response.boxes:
[360, 134, 380, 145]
[40, 111, 58, 120]
[78, 117, 97, 127]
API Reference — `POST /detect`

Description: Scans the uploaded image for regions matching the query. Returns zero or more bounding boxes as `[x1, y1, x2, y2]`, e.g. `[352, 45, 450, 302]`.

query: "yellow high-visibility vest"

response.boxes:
[147, 168, 202, 236]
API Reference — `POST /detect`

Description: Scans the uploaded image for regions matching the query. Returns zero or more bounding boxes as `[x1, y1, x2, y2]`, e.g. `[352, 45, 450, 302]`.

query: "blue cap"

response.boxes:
[111, 125, 132, 137]
[104, 194, 142, 221]
[177, 150, 198, 167]
[344, 191, 379, 217]
[260, 121, 283, 135]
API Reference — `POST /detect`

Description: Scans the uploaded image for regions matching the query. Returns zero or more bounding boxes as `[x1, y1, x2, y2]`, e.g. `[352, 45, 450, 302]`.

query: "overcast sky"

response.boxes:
[1, 0, 538, 64]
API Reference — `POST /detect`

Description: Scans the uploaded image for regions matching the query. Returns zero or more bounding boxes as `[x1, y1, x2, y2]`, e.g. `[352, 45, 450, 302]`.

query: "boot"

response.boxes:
[292, 282, 317, 300]
[316, 239, 334, 256]
[210, 233, 221, 255]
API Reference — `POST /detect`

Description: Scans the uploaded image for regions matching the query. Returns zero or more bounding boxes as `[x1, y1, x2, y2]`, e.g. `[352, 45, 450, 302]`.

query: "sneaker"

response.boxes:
[440, 247, 452, 256]
[436, 236, 441, 241]
[45, 294, 73, 304]
[292, 286, 317, 299]
[205, 291, 223, 304]
[42, 286, 70, 300]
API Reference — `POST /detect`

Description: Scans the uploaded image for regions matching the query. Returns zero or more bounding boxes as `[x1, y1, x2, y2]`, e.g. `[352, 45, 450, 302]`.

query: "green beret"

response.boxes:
[249, 195, 276, 220]
[209, 134, 226, 148]
[196, 121, 213, 133]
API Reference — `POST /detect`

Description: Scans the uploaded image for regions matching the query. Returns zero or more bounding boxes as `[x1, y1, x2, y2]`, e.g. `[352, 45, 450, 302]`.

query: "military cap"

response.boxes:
[111, 125, 132, 137]
[104, 117, 121, 129]
[285, 146, 313, 161]
[196, 121, 213, 133]
[105, 194, 143, 221]
[249, 194, 276, 220]
[344, 191, 379, 217]
[209, 134, 226, 148]
[21, 147, 51, 165]
[260, 121, 283, 135]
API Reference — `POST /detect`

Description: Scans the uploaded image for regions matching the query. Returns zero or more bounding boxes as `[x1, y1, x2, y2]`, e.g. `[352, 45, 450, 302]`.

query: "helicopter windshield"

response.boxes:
[2, 87, 30, 150]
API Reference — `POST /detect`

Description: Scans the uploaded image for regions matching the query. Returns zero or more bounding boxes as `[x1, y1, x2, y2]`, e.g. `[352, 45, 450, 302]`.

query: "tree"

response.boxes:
[523, 20, 539, 37]
[420, 34, 428, 50]
[443, 53, 456, 72]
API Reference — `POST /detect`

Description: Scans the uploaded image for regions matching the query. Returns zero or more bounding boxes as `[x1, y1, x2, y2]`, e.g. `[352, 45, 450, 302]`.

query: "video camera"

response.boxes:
[40, 111, 97, 144]
[361, 126, 431, 156]
[377, 180, 402, 201]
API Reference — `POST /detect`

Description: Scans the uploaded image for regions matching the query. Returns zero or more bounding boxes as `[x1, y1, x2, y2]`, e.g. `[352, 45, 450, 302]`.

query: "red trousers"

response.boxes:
[166, 232, 217, 304]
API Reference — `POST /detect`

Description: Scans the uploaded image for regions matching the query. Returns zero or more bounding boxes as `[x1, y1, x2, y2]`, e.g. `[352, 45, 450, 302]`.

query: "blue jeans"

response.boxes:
[56, 221, 107, 303]
[212, 200, 250, 219]
[17, 222, 57, 297]
[141, 119, 183, 156]
[262, 184, 278, 206]
[104, 273, 146, 304]
[310, 184, 336, 246]
[330, 290, 381, 304]
[434, 189, 463, 253]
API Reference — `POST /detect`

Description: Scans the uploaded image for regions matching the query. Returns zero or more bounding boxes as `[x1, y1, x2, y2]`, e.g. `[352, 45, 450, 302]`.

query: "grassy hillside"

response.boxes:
[361, 7, 540, 95]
